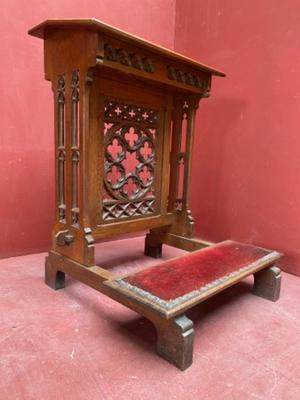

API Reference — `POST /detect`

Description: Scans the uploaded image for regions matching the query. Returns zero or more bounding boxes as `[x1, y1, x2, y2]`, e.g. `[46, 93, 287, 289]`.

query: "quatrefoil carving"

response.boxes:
[104, 124, 155, 201]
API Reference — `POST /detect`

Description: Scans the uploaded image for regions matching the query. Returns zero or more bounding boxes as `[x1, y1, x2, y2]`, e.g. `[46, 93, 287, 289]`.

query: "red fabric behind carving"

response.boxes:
[125, 241, 274, 300]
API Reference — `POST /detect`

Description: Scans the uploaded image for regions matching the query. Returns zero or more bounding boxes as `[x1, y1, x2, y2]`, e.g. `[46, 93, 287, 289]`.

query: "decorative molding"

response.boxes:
[84, 227, 95, 247]
[167, 66, 210, 92]
[103, 197, 155, 221]
[104, 43, 155, 73]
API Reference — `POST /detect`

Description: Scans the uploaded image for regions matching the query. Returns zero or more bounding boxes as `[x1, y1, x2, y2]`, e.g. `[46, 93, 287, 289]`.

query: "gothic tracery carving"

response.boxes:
[102, 99, 159, 221]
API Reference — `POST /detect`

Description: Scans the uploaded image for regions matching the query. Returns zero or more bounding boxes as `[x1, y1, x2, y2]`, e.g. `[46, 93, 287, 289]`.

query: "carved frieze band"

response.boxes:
[104, 100, 159, 125]
[57, 75, 66, 222]
[104, 43, 155, 73]
[167, 66, 210, 92]
[103, 197, 155, 221]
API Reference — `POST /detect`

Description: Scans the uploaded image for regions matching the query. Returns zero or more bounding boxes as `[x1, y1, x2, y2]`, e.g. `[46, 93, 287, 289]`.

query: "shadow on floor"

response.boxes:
[63, 278, 253, 355]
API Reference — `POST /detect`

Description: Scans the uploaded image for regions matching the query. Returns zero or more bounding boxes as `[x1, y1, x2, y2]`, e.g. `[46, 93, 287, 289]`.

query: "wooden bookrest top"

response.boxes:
[28, 18, 225, 77]
[104, 241, 281, 318]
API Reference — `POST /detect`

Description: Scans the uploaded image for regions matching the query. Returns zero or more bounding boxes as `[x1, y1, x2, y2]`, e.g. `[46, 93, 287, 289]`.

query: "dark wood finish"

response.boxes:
[45, 250, 195, 369]
[29, 18, 224, 267]
[45, 242, 281, 370]
[45, 256, 66, 290]
[253, 266, 281, 301]
[155, 315, 194, 370]
[28, 18, 225, 77]
[144, 232, 163, 258]
[29, 19, 280, 371]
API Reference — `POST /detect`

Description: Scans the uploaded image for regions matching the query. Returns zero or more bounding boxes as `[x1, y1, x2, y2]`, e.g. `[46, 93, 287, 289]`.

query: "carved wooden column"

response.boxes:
[169, 97, 201, 238]
[52, 68, 95, 265]
[55, 75, 66, 224]
[145, 90, 211, 256]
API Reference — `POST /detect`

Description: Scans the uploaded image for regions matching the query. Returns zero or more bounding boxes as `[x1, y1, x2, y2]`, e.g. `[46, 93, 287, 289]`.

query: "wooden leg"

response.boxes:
[144, 232, 162, 258]
[253, 265, 281, 302]
[45, 254, 65, 290]
[154, 315, 194, 370]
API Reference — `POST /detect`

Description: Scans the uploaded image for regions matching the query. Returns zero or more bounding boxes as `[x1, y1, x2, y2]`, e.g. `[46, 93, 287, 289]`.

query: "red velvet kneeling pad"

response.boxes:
[125, 240, 274, 301]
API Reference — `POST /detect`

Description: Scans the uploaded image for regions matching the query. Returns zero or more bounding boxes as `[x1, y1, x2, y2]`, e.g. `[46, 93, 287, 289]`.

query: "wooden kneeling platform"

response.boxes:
[103, 240, 281, 370]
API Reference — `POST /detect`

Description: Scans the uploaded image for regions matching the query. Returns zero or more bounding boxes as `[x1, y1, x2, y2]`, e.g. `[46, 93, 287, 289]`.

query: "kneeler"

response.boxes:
[29, 19, 282, 370]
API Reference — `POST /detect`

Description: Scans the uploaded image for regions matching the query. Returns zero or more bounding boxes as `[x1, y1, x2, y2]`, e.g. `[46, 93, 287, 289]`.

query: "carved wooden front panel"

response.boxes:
[102, 99, 160, 221]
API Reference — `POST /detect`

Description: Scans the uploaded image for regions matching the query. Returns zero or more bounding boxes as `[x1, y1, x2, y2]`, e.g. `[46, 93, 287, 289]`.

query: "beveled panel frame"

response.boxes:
[94, 77, 173, 229]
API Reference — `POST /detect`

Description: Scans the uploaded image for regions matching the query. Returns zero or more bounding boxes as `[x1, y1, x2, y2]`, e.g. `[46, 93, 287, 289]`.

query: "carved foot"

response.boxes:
[253, 266, 281, 302]
[144, 233, 162, 258]
[45, 254, 65, 290]
[154, 315, 194, 370]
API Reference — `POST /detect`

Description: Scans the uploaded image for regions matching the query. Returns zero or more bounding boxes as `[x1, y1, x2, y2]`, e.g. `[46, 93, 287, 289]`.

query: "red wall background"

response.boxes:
[1, 0, 300, 277]
[175, 0, 300, 276]
[0, 0, 176, 257]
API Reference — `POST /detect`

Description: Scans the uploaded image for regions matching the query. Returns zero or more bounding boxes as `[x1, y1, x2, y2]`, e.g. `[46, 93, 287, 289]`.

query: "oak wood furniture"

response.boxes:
[29, 19, 282, 370]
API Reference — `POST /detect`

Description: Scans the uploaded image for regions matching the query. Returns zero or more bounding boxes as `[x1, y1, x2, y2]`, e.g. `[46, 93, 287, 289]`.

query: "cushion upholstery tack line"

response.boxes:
[127, 240, 277, 300]
[104, 240, 281, 318]
[103, 240, 282, 369]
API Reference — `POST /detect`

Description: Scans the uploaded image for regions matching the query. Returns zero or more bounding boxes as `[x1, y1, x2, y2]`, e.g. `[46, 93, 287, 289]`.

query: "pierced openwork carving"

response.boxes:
[167, 66, 210, 93]
[102, 99, 159, 221]
[104, 100, 159, 125]
[175, 101, 189, 211]
[71, 71, 80, 226]
[57, 75, 66, 222]
[105, 44, 155, 73]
